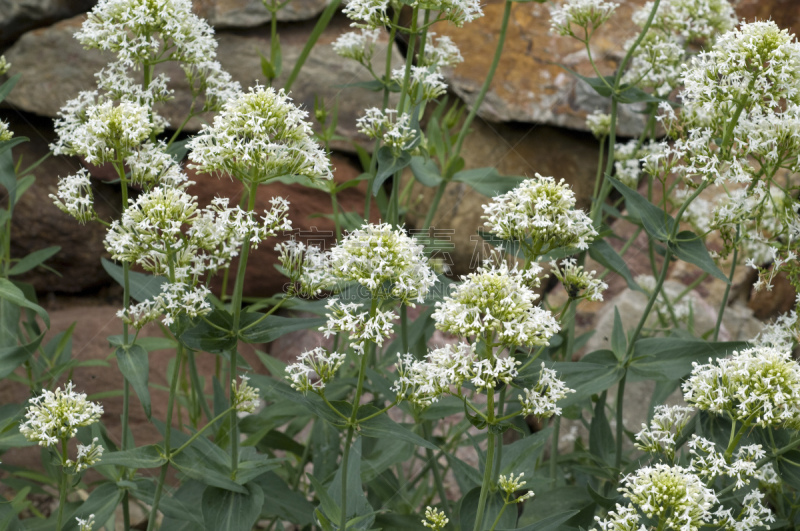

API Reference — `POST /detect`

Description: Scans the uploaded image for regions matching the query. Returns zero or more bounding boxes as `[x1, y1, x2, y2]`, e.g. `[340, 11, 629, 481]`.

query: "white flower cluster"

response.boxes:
[0, 118, 13, 142]
[613, 140, 663, 188]
[585, 110, 611, 139]
[482, 174, 597, 254]
[392, 343, 476, 407]
[188, 86, 332, 184]
[121, 282, 211, 328]
[0, 55, 10, 76]
[328, 222, 436, 305]
[634, 404, 694, 460]
[333, 28, 382, 65]
[419, 34, 464, 69]
[49, 168, 96, 224]
[549, 258, 607, 301]
[20, 382, 104, 447]
[519, 363, 575, 418]
[275, 240, 332, 298]
[688, 436, 765, 490]
[321, 299, 397, 355]
[66, 437, 105, 473]
[356, 108, 417, 154]
[343, 0, 390, 29]
[622, 0, 737, 97]
[285, 347, 346, 394]
[550, 0, 619, 38]
[422, 506, 449, 531]
[618, 464, 717, 531]
[76, 514, 96, 531]
[232, 375, 261, 414]
[433, 261, 560, 347]
[683, 345, 800, 429]
[392, 66, 448, 101]
[753, 310, 798, 351]
[498, 472, 535, 503]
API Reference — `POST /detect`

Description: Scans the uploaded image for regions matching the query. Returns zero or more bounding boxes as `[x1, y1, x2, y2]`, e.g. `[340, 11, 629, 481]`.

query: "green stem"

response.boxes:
[423, 422, 450, 518]
[473, 390, 496, 531]
[713, 231, 739, 342]
[187, 349, 213, 423]
[614, 373, 627, 470]
[56, 440, 68, 531]
[493, 387, 506, 483]
[422, 181, 446, 231]
[550, 416, 561, 481]
[147, 342, 185, 531]
[400, 305, 408, 353]
[171, 406, 235, 459]
[331, 187, 342, 241]
[284, 0, 342, 91]
[489, 503, 511, 531]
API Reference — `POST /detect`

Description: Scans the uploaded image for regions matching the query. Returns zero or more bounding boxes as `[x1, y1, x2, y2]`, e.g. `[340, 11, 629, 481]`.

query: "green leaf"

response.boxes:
[616, 84, 664, 104]
[171, 450, 248, 494]
[608, 176, 675, 242]
[335, 79, 386, 92]
[558, 65, 616, 98]
[451, 167, 525, 197]
[361, 436, 414, 483]
[459, 487, 516, 531]
[499, 428, 551, 479]
[373, 146, 411, 195]
[544, 353, 624, 409]
[326, 438, 375, 529]
[497, 510, 579, 531]
[589, 239, 640, 292]
[100, 444, 167, 468]
[256, 472, 315, 525]
[610, 308, 626, 362]
[0, 74, 21, 104]
[0, 333, 44, 379]
[180, 309, 238, 353]
[8, 246, 60, 276]
[0, 137, 27, 159]
[358, 404, 437, 449]
[669, 230, 728, 282]
[629, 338, 748, 381]
[0, 277, 48, 328]
[589, 393, 614, 465]
[115, 344, 151, 418]
[239, 315, 325, 344]
[166, 138, 190, 162]
[0, 149, 16, 205]
[101, 258, 166, 303]
[260, 52, 276, 79]
[63, 483, 124, 531]
[108, 335, 176, 352]
[409, 156, 443, 187]
[516, 486, 594, 528]
[445, 452, 482, 494]
[202, 482, 264, 531]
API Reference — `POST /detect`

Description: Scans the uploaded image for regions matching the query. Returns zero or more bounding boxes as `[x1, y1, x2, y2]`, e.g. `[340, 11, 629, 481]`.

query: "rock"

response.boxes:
[404, 120, 600, 275]
[192, 0, 329, 27]
[737, 0, 800, 35]
[3, 14, 403, 152]
[0, 0, 95, 46]
[748, 271, 797, 320]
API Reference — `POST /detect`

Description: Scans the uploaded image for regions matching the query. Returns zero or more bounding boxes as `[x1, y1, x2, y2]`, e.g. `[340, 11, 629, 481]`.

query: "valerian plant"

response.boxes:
[0, 0, 798, 530]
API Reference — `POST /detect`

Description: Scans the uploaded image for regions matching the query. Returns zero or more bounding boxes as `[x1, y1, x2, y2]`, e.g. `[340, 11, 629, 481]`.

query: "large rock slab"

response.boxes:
[193, 0, 329, 27]
[0, 0, 95, 46]
[3, 14, 402, 151]
[437, 0, 799, 137]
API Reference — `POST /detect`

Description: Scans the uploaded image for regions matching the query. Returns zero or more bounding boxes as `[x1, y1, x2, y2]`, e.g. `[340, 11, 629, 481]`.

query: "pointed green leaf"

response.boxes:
[238, 315, 325, 344]
[668, 230, 728, 282]
[589, 239, 640, 292]
[63, 483, 123, 531]
[451, 167, 525, 197]
[115, 344, 151, 418]
[100, 444, 166, 469]
[409, 156, 442, 187]
[610, 307, 626, 362]
[8, 246, 60, 276]
[459, 487, 516, 531]
[373, 146, 411, 195]
[101, 258, 166, 303]
[202, 482, 264, 531]
[608, 176, 674, 242]
[0, 277, 48, 328]
[358, 404, 437, 449]
[629, 338, 748, 381]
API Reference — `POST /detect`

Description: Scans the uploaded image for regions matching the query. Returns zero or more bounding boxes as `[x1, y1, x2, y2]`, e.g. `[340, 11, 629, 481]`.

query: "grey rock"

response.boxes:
[193, 0, 330, 28]
[0, 0, 94, 46]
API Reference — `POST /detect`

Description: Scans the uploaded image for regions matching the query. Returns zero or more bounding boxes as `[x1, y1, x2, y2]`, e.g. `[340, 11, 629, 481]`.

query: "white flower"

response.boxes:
[343, 0, 390, 29]
[620, 464, 717, 531]
[183, 60, 242, 112]
[275, 240, 332, 298]
[549, 258, 607, 301]
[392, 66, 448, 100]
[188, 85, 332, 184]
[333, 29, 382, 65]
[66, 437, 104, 473]
[634, 404, 695, 460]
[498, 472, 534, 503]
[232, 375, 261, 414]
[550, 0, 619, 38]
[76, 514, 96, 531]
[119, 282, 212, 328]
[328, 222, 436, 305]
[420, 34, 464, 69]
[392, 343, 474, 407]
[433, 261, 559, 347]
[20, 382, 104, 447]
[683, 345, 800, 429]
[0, 120, 13, 142]
[519, 363, 574, 418]
[285, 347, 346, 394]
[76, 0, 218, 67]
[356, 108, 417, 154]
[321, 299, 397, 355]
[50, 169, 96, 224]
[422, 506, 448, 530]
[0, 55, 10, 76]
[482, 174, 597, 254]
[586, 110, 611, 139]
